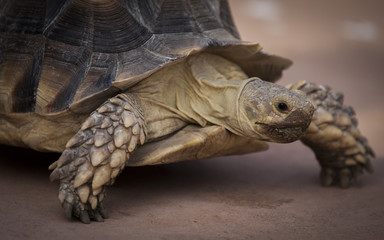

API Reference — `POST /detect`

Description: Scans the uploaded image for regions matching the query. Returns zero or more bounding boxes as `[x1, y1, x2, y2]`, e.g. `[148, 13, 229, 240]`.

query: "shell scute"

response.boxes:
[0, 0, 290, 115]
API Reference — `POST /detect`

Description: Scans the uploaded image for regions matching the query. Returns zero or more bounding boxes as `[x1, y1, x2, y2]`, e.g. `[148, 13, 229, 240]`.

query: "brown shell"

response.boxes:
[0, 0, 291, 115]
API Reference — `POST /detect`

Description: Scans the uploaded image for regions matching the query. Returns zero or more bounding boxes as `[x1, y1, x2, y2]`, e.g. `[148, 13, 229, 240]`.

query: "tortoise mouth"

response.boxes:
[254, 121, 310, 143]
[255, 121, 308, 129]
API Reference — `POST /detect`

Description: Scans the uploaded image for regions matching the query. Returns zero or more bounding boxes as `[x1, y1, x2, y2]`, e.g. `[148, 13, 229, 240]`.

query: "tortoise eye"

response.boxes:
[277, 102, 289, 112]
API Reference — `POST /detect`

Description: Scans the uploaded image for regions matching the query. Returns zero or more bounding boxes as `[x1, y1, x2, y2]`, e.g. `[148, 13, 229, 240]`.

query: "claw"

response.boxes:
[80, 210, 91, 224]
[98, 204, 109, 219]
[92, 212, 104, 222]
[63, 202, 73, 219]
[321, 173, 333, 187]
[320, 168, 335, 187]
[339, 168, 351, 188]
[352, 168, 362, 184]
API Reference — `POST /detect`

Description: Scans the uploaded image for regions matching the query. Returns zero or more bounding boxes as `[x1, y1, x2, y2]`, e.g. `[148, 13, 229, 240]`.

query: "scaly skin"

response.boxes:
[287, 81, 374, 188]
[49, 93, 147, 223]
[48, 77, 374, 223]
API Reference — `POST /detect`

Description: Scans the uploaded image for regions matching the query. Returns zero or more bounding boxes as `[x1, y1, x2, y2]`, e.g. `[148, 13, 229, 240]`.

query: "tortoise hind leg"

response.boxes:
[49, 93, 146, 223]
[287, 81, 374, 188]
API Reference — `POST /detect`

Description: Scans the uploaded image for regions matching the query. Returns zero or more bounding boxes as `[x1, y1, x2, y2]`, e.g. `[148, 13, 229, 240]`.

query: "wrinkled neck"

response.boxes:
[174, 53, 256, 136]
[131, 53, 256, 137]
[176, 74, 255, 136]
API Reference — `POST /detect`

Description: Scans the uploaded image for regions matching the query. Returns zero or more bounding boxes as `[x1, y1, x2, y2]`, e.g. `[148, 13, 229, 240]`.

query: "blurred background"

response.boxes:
[229, 0, 384, 156]
[1, 1, 383, 239]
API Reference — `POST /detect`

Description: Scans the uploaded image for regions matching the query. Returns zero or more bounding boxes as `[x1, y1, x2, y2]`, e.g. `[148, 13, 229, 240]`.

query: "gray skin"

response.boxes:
[239, 80, 314, 143]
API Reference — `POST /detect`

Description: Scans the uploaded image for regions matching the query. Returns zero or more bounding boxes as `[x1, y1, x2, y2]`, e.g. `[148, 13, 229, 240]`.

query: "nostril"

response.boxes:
[277, 102, 289, 112]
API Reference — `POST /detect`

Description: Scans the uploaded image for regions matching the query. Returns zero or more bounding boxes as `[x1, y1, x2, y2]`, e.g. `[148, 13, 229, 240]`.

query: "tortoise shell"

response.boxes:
[0, 0, 291, 116]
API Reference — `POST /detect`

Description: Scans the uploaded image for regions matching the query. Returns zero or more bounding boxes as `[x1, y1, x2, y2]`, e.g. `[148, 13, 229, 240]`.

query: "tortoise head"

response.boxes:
[238, 79, 315, 143]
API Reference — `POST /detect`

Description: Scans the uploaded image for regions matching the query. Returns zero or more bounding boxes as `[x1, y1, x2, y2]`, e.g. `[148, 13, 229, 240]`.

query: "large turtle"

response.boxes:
[0, 0, 374, 223]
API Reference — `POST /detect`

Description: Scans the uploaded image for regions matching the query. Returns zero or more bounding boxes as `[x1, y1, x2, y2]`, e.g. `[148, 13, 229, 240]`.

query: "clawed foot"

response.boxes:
[59, 182, 108, 223]
[288, 81, 375, 188]
[315, 132, 374, 189]
[320, 163, 373, 188]
[49, 94, 146, 223]
[50, 152, 112, 223]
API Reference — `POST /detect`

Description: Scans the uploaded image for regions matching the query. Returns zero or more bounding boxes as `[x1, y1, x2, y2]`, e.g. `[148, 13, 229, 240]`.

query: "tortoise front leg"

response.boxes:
[287, 81, 374, 188]
[49, 93, 146, 223]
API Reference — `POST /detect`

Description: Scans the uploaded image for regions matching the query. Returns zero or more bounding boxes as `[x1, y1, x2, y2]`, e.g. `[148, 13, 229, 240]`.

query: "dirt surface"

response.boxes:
[1, 1, 383, 239]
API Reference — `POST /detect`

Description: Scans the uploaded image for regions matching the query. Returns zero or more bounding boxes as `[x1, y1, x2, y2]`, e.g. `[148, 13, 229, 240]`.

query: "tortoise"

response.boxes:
[0, 0, 374, 223]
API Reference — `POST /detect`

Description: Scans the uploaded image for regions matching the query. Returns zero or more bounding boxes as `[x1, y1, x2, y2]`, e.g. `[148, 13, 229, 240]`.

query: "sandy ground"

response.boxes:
[1, 1, 383, 239]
